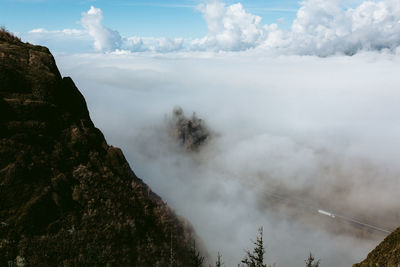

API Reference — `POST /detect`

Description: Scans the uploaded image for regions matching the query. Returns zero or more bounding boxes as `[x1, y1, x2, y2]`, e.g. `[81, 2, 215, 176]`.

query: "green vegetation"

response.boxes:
[241, 227, 266, 267]
[190, 240, 205, 267]
[205, 227, 320, 267]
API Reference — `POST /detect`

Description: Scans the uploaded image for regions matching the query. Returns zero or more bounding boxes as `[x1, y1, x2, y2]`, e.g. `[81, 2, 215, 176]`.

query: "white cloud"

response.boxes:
[55, 50, 400, 266]
[187, 0, 400, 54]
[192, 0, 267, 51]
[21, 0, 400, 55]
[281, 0, 400, 55]
[81, 6, 122, 52]
[153, 37, 184, 52]
[121, 36, 184, 53]
[78, 6, 183, 53]
[178, 0, 400, 54]
[122, 37, 146, 52]
[29, 28, 47, 33]
[28, 28, 85, 35]
[22, 28, 92, 53]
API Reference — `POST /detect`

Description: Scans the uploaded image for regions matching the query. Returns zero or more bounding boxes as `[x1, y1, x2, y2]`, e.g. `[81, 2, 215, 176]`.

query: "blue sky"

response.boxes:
[2, 0, 396, 55]
[0, 0, 299, 38]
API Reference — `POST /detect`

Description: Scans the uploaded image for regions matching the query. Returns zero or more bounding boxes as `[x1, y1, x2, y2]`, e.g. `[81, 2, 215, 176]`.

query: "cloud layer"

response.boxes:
[56, 50, 400, 266]
[22, 0, 400, 55]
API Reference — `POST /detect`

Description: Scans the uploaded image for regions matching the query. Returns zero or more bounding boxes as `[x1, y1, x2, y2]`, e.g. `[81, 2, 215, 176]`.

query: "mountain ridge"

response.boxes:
[0, 30, 199, 266]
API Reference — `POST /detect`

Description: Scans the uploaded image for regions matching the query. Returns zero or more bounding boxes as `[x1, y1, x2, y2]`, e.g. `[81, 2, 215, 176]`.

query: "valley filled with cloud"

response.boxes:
[56, 49, 400, 266]
[12, 0, 400, 265]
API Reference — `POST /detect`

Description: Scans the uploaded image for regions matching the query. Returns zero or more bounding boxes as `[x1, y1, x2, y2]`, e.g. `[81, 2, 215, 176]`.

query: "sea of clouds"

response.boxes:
[18, 0, 400, 265]
[56, 50, 400, 266]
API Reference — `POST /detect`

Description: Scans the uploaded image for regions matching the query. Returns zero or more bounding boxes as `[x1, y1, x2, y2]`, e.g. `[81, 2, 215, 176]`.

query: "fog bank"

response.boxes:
[57, 51, 400, 266]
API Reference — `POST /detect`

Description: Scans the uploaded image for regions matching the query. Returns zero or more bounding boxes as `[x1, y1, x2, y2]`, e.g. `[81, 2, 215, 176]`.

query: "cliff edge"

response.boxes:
[0, 30, 197, 266]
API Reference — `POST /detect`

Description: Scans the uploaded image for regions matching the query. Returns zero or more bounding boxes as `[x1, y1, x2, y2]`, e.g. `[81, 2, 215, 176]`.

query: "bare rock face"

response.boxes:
[354, 227, 400, 267]
[0, 31, 197, 266]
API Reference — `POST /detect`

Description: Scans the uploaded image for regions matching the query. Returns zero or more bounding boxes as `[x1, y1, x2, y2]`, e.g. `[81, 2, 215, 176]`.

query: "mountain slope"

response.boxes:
[354, 227, 400, 267]
[0, 30, 198, 266]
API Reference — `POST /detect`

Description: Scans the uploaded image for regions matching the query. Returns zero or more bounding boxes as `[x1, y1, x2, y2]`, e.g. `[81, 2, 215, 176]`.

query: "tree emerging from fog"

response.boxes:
[305, 252, 320, 267]
[168, 106, 210, 152]
[241, 227, 267, 267]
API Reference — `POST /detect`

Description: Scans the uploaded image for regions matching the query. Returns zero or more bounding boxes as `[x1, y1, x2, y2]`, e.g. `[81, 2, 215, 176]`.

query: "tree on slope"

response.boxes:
[190, 240, 204, 267]
[241, 227, 266, 267]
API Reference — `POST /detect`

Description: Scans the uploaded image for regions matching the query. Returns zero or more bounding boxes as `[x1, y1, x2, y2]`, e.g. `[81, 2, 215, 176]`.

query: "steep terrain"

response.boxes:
[0, 31, 198, 266]
[354, 227, 400, 267]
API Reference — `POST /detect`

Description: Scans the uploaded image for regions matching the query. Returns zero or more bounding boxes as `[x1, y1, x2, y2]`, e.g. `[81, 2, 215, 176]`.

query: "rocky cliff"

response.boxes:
[0, 30, 198, 266]
[354, 227, 400, 267]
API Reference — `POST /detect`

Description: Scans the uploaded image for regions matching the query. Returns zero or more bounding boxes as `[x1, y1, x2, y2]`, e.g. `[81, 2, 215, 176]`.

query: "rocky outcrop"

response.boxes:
[0, 31, 197, 266]
[354, 227, 400, 267]
[169, 106, 210, 152]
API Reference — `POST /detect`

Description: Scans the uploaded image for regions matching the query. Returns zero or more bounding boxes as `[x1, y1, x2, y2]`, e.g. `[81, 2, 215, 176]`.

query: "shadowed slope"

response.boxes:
[0, 31, 198, 266]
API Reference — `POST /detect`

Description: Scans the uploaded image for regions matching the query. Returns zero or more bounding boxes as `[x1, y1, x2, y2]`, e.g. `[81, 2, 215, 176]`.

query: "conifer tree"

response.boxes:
[190, 240, 204, 267]
[215, 251, 224, 267]
[305, 252, 320, 267]
[241, 227, 266, 267]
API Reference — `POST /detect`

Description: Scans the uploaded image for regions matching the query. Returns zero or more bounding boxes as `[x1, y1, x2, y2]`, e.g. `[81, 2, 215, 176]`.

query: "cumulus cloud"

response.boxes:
[20, 6, 122, 53]
[192, 0, 400, 55]
[80, 6, 122, 52]
[118, 36, 184, 53]
[183, 0, 400, 54]
[130, 0, 400, 55]
[284, 0, 400, 55]
[79, 6, 185, 53]
[21, 0, 400, 55]
[192, 0, 267, 51]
